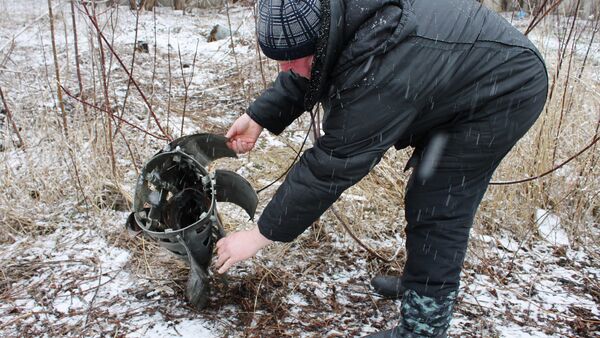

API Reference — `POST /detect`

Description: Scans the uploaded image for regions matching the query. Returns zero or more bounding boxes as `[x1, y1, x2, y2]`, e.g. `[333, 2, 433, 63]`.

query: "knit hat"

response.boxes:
[257, 0, 321, 61]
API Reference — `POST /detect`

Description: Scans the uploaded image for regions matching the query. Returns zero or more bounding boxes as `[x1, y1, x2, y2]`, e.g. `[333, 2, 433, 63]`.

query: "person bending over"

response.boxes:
[216, 0, 548, 336]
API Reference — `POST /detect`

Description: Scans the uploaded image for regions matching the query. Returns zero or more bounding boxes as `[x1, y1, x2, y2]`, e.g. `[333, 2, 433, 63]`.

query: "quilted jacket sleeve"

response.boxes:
[256, 83, 419, 242]
[246, 71, 309, 135]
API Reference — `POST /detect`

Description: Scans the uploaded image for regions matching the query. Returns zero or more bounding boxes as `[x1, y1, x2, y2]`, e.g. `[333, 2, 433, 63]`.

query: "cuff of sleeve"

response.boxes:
[257, 218, 297, 243]
[247, 107, 285, 136]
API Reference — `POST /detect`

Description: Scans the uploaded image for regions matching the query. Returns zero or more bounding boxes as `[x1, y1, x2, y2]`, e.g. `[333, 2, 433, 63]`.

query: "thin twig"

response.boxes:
[83, 266, 103, 328]
[0, 40, 15, 69]
[490, 133, 600, 185]
[66, 146, 90, 210]
[118, 4, 142, 131]
[148, 6, 158, 123]
[177, 40, 199, 136]
[0, 86, 25, 148]
[166, 30, 173, 134]
[48, 0, 69, 138]
[252, 3, 268, 90]
[551, 0, 582, 165]
[81, 3, 172, 141]
[61, 85, 169, 141]
[71, 0, 87, 114]
[93, 8, 118, 177]
[225, 0, 247, 98]
[525, 0, 565, 35]
[331, 206, 399, 263]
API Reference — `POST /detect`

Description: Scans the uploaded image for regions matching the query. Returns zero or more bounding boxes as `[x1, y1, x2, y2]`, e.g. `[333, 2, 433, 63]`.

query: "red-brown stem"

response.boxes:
[177, 41, 199, 136]
[525, 0, 565, 35]
[117, 5, 141, 130]
[70, 0, 87, 114]
[48, 0, 68, 138]
[551, 0, 582, 165]
[62, 85, 168, 141]
[66, 146, 90, 208]
[252, 3, 267, 90]
[92, 9, 117, 177]
[82, 3, 172, 141]
[73, 5, 139, 175]
[578, 17, 599, 78]
[225, 0, 247, 98]
[145, 7, 159, 144]
[0, 86, 25, 148]
[150, 7, 158, 109]
[166, 31, 172, 133]
[490, 135, 600, 185]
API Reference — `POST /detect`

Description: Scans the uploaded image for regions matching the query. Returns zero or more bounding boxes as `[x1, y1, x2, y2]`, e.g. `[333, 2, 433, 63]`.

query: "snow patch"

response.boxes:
[536, 209, 570, 246]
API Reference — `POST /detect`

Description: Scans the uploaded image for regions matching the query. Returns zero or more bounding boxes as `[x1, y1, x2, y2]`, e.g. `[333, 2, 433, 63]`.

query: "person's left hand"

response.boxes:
[225, 113, 263, 154]
[214, 226, 272, 274]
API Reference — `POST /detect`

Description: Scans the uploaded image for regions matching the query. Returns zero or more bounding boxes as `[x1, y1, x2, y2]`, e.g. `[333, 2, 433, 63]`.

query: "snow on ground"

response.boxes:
[0, 1, 598, 337]
[0, 208, 219, 336]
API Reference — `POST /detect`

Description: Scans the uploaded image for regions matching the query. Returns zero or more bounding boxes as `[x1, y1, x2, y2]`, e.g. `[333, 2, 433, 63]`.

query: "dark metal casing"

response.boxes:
[128, 134, 258, 309]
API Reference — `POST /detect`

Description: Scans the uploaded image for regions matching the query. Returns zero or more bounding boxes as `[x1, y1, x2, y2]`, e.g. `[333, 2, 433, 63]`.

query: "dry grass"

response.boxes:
[0, 1, 598, 336]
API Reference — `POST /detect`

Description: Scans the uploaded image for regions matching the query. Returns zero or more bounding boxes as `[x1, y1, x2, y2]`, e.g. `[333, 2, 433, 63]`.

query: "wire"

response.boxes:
[490, 135, 599, 185]
[256, 109, 315, 194]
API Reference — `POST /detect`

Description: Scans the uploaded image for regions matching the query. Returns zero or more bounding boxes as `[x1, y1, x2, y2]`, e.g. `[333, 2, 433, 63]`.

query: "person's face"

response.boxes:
[279, 55, 314, 79]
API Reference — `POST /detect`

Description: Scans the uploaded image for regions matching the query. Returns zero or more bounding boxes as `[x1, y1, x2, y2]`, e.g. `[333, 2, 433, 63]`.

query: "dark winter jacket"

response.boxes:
[247, 0, 547, 242]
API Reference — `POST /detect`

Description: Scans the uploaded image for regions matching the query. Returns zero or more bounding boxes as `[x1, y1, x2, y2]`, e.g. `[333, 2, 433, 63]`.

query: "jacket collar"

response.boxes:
[304, 0, 343, 111]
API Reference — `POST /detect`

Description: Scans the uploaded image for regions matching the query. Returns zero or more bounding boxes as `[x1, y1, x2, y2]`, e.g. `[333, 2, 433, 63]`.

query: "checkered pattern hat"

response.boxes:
[258, 0, 321, 61]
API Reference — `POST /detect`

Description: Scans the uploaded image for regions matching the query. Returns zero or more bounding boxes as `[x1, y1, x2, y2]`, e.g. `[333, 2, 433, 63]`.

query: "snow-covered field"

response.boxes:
[0, 1, 598, 337]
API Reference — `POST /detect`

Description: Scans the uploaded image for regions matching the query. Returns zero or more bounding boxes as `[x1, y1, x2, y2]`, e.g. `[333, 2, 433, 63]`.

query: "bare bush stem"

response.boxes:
[525, 0, 565, 35]
[0, 86, 25, 148]
[62, 86, 168, 141]
[551, 0, 582, 164]
[70, 0, 87, 114]
[490, 134, 600, 185]
[118, 6, 141, 129]
[178, 41, 199, 136]
[225, 0, 247, 98]
[48, 0, 68, 138]
[252, 3, 267, 89]
[331, 206, 398, 263]
[66, 146, 90, 208]
[93, 11, 118, 177]
[166, 31, 172, 133]
[82, 3, 172, 141]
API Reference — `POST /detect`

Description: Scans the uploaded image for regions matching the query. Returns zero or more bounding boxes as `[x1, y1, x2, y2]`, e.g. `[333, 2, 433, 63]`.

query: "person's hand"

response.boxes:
[225, 113, 263, 154]
[214, 226, 272, 274]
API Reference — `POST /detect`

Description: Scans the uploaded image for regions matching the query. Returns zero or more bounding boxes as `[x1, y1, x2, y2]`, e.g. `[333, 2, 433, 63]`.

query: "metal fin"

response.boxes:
[167, 133, 236, 167]
[214, 169, 258, 219]
[176, 235, 210, 310]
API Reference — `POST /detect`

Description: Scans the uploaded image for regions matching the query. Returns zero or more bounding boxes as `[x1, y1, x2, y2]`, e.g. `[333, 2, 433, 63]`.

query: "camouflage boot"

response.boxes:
[365, 289, 457, 337]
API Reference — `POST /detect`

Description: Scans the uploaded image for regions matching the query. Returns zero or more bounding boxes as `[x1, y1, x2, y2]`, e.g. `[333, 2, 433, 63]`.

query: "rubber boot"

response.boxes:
[371, 275, 404, 299]
[364, 289, 457, 338]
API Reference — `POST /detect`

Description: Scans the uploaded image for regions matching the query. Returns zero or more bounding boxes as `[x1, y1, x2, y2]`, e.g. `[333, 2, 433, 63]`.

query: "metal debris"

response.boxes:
[127, 133, 258, 309]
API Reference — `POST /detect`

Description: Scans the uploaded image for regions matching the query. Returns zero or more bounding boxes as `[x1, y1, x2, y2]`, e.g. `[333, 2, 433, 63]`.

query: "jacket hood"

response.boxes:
[304, 0, 417, 110]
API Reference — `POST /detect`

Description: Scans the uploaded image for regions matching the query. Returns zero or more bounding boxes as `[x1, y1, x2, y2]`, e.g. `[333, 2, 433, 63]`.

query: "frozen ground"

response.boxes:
[0, 1, 598, 337]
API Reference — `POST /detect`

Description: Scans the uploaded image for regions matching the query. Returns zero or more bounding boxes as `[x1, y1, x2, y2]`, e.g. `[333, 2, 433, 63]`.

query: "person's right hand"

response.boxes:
[225, 113, 263, 154]
[214, 226, 272, 274]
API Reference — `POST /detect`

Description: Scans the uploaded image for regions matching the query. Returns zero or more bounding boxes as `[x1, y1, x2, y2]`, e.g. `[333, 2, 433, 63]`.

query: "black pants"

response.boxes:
[400, 52, 548, 297]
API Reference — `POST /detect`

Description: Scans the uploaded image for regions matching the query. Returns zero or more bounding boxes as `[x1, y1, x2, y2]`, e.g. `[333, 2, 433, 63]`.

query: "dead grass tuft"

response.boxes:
[0, 207, 55, 243]
[92, 181, 132, 212]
